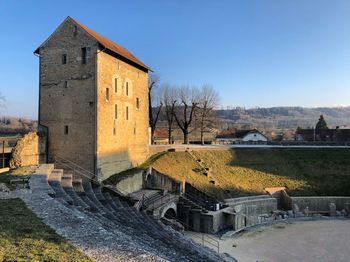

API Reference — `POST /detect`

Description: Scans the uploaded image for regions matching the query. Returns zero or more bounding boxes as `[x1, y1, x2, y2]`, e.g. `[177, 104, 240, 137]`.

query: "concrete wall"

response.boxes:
[291, 196, 350, 213]
[115, 170, 144, 195]
[38, 18, 97, 174]
[147, 168, 182, 193]
[96, 50, 149, 179]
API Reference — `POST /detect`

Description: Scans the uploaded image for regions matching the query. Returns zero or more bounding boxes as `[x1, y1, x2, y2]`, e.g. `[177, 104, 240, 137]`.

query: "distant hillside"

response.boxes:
[215, 106, 350, 130]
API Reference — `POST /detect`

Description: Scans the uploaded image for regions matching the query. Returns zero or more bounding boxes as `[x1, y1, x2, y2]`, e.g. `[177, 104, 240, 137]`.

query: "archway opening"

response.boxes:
[164, 208, 176, 219]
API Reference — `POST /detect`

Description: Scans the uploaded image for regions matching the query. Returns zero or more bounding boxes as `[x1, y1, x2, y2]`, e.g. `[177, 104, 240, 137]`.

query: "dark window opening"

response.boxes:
[136, 97, 140, 110]
[73, 25, 78, 35]
[64, 81, 68, 88]
[114, 78, 118, 93]
[105, 88, 110, 101]
[113, 127, 116, 135]
[126, 106, 129, 120]
[81, 47, 87, 64]
[62, 54, 67, 64]
[126, 82, 129, 96]
[115, 104, 118, 119]
[134, 127, 136, 135]
[64, 125, 69, 135]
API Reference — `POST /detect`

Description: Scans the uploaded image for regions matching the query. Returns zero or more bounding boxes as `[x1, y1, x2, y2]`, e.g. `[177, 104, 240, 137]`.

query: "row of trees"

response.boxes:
[148, 74, 220, 145]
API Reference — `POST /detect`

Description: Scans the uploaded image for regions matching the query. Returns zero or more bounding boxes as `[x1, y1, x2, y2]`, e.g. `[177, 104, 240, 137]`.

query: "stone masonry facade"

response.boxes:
[36, 17, 150, 180]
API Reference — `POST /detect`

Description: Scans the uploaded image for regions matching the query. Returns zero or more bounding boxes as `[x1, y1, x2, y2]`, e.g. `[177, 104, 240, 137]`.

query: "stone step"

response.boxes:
[48, 169, 73, 205]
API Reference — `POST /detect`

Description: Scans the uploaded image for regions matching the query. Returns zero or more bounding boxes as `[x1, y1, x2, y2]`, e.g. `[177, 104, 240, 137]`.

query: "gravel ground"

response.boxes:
[187, 219, 350, 262]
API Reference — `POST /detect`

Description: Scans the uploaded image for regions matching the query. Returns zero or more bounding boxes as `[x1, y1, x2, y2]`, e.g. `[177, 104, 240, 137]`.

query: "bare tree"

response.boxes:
[161, 84, 177, 144]
[148, 73, 163, 144]
[197, 85, 220, 145]
[174, 86, 199, 144]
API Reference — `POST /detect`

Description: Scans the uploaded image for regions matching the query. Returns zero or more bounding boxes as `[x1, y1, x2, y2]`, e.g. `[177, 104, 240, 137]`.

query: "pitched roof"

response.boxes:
[216, 128, 264, 139]
[35, 16, 151, 72]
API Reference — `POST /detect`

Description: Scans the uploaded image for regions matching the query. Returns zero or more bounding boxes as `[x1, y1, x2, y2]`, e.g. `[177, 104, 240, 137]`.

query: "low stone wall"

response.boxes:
[291, 196, 350, 214]
[115, 170, 144, 195]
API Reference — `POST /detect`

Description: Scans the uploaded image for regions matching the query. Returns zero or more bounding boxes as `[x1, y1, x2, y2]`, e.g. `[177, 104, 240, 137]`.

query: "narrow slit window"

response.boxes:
[64, 125, 69, 135]
[62, 54, 67, 64]
[114, 78, 118, 93]
[64, 81, 68, 88]
[81, 47, 87, 64]
[73, 25, 78, 35]
[113, 127, 116, 136]
[114, 104, 118, 119]
[105, 88, 110, 101]
[126, 82, 129, 96]
[126, 106, 129, 120]
[136, 97, 140, 110]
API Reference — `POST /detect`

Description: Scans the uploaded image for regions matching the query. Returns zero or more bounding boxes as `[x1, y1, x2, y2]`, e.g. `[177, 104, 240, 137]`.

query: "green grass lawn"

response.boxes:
[106, 148, 350, 200]
[0, 198, 92, 262]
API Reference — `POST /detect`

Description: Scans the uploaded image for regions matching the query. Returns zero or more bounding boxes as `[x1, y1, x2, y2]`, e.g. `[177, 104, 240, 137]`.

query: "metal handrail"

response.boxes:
[165, 213, 220, 254]
[147, 193, 178, 211]
[54, 155, 130, 196]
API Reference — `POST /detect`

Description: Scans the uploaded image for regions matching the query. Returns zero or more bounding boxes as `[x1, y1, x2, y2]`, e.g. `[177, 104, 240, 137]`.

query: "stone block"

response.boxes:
[329, 202, 336, 217]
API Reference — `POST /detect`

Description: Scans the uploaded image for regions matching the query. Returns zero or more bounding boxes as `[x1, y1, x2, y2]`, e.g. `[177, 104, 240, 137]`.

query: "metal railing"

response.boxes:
[165, 213, 220, 254]
[54, 155, 130, 196]
[146, 193, 178, 211]
[54, 155, 220, 253]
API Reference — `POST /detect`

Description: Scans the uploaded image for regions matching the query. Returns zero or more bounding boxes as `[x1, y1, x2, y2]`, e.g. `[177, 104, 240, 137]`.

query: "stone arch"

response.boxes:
[160, 202, 177, 219]
[164, 207, 176, 219]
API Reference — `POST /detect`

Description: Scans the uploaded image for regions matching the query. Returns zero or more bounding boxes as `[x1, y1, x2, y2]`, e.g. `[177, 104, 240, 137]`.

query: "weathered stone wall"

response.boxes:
[291, 196, 350, 213]
[38, 18, 97, 173]
[10, 132, 41, 168]
[96, 50, 149, 179]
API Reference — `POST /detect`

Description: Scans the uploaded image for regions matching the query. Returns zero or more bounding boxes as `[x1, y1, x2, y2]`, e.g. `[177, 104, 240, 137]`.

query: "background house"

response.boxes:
[216, 128, 268, 143]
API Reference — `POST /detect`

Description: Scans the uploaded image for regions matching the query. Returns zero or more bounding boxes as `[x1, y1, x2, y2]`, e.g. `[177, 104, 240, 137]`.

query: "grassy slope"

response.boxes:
[107, 148, 350, 200]
[0, 198, 92, 262]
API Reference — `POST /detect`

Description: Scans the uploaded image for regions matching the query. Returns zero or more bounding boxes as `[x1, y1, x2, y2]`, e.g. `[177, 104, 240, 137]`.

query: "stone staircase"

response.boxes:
[32, 164, 229, 262]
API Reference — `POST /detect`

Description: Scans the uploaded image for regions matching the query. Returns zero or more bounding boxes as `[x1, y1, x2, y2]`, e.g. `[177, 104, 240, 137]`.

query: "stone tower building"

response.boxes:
[35, 17, 151, 180]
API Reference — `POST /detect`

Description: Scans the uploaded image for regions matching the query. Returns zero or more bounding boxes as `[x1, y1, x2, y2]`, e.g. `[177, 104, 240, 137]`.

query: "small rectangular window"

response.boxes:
[114, 78, 118, 93]
[62, 54, 67, 64]
[81, 47, 87, 64]
[126, 106, 129, 120]
[136, 97, 140, 110]
[64, 81, 68, 88]
[126, 82, 129, 96]
[113, 127, 116, 136]
[114, 104, 118, 119]
[105, 88, 110, 101]
[73, 25, 78, 35]
[64, 125, 69, 135]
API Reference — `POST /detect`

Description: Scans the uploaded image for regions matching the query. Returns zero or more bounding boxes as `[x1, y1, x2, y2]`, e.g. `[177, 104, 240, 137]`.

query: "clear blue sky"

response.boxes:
[1, 0, 350, 118]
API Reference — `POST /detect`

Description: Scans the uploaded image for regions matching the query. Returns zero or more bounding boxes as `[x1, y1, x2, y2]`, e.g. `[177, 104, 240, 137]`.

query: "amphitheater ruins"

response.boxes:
[1, 16, 349, 262]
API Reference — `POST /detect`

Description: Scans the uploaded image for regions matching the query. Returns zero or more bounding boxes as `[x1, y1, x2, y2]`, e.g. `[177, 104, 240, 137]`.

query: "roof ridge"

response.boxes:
[68, 17, 151, 71]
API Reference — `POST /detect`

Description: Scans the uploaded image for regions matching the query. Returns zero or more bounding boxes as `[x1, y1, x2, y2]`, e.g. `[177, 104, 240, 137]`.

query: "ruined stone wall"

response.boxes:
[10, 132, 42, 168]
[38, 18, 97, 173]
[96, 51, 149, 179]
